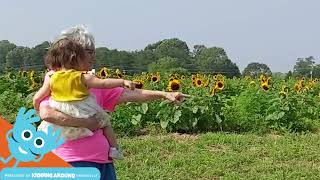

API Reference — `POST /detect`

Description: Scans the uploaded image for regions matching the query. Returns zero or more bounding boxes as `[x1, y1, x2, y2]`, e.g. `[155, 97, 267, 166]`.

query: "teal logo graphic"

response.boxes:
[0, 107, 64, 167]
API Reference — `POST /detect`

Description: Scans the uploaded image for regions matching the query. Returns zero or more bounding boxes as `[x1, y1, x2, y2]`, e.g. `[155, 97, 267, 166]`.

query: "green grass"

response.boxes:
[115, 132, 320, 179]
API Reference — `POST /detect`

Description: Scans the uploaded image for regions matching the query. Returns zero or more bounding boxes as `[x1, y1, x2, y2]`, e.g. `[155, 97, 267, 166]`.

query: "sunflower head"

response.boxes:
[215, 74, 224, 81]
[213, 75, 217, 80]
[167, 79, 181, 92]
[259, 74, 266, 82]
[249, 81, 256, 86]
[99, 67, 108, 78]
[281, 85, 289, 93]
[150, 73, 160, 83]
[244, 76, 251, 80]
[279, 91, 287, 98]
[192, 74, 196, 81]
[116, 69, 124, 78]
[195, 77, 203, 87]
[215, 80, 224, 90]
[133, 80, 144, 89]
[294, 83, 301, 92]
[261, 82, 270, 91]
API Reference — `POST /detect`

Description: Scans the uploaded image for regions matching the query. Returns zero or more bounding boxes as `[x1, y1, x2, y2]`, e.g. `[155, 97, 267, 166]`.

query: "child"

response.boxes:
[33, 38, 135, 160]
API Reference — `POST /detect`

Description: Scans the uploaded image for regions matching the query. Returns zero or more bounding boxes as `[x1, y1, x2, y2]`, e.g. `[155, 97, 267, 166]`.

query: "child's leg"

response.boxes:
[103, 125, 124, 160]
[103, 126, 118, 148]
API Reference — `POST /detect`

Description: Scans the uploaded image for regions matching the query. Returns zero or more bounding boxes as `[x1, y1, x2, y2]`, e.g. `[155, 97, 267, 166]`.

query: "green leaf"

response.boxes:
[141, 103, 148, 114]
[277, 112, 285, 119]
[215, 114, 222, 124]
[173, 110, 182, 123]
[159, 101, 167, 107]
[192, 118, 198, 127]
[156, 111, 162, 118]
[192, 106, 198, 114]
[160, 119, 169, 129]
[283, 105, 290, 111]
[131, 114, 142, 125]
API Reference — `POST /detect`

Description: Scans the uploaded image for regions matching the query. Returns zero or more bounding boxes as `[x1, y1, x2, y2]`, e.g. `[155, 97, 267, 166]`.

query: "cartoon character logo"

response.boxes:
[0, 107, 64, 167]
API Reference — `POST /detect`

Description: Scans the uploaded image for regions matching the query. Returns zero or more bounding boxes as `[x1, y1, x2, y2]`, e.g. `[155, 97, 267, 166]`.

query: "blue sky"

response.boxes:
[0, 0, 319, 72]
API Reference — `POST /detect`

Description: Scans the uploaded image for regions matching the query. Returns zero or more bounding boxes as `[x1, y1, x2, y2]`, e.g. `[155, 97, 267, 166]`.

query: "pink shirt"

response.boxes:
[40, 87, 124, 164]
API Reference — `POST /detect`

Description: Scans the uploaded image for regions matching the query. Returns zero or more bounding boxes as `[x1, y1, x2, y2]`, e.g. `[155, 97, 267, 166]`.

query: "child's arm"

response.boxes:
[82, 74, 136, 90]
[33, 79, 51, 111]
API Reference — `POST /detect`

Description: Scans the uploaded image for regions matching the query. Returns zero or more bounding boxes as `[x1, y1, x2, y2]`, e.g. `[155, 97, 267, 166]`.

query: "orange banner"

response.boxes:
[0, 116, 71, 169]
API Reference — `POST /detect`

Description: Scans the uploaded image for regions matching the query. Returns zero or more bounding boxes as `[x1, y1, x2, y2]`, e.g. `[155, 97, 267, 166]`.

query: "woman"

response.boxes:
[38, 25, 188, 180]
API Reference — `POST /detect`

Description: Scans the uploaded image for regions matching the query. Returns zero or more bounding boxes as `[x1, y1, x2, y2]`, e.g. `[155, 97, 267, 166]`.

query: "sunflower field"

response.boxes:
[1, 68, 320, 136]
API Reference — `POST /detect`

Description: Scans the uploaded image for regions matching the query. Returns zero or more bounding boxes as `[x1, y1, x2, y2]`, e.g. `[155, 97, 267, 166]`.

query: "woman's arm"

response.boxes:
[116, 88, 189, 104]
[39, 104, 102, 131]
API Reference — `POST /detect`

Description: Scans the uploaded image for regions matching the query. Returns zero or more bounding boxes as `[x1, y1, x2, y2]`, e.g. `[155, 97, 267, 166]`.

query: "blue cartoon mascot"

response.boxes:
[0, 107, 64, 167]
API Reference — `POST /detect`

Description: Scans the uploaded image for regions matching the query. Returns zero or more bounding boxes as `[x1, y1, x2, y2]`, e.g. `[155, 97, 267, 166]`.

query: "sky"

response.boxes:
[0, 0, 319, 72]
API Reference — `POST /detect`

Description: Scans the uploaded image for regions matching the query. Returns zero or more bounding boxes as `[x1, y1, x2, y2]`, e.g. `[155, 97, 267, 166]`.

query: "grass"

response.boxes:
[115, 132, 320, 179]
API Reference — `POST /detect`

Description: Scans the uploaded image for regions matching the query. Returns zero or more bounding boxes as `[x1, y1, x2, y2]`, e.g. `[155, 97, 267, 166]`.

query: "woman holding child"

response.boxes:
[36, 25, 188, 180]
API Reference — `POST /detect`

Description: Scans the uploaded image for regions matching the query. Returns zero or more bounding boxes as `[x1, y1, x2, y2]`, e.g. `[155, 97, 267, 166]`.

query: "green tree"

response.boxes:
[148, 56, 185, 74]
[242, 62, 271, 77]
[0, 40, 16, 73]
[146, 38, 192, 69]
[192, 44, 206, 58]
[5, 46, 32, 70]
[29, 41, 50, 70]
[132, 49, 156, 72]
[293, 56, 315, 77]
[95, 47, 110, 68]
[195, 47, 240, 77]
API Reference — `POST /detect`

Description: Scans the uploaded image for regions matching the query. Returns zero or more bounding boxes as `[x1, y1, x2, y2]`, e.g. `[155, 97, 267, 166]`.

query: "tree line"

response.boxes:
[0, 39, 318, 78]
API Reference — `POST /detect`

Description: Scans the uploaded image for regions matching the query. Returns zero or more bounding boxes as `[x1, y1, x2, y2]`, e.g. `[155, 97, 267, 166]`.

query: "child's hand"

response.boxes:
[123, 80, 136, 90]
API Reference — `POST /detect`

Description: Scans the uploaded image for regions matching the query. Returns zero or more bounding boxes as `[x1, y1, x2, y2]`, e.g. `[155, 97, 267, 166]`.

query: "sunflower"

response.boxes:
[167, 79, 181, 92]
[213, 75, 217, 80]
[192, 74, 196, 81]
[99, 67, 108, 78]
[195, 77, 204, 87]
[210, 86, 217, 96]
[294, 83, 302, 92]
[215, 80, 224, 90]
[279, 91, 287, 98]
[279, 85, 289, 98]
[150, 72, 160, 83]
[259, 74, 266, 82]
[133, 80, 144, 89]
[30, 78, 39, 90]
[261, 82, 270, 91]
[308, 80, 316, 89]
[116, 69, 124, 79]
[214, 74, 224, 81]
[244, 76, 251, 80]
[249, 81, 256, 86]
[19, 71, 27, 77]
[204, 79, 210, 87]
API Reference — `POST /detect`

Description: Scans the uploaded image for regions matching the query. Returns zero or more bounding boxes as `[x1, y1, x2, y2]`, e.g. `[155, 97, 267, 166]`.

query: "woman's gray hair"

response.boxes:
[55, 25, 95, 50]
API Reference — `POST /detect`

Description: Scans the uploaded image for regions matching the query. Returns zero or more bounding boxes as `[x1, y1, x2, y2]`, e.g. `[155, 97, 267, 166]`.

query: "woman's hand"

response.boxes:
[164, 92, 190, 104]
[123, 80, 137, 90]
